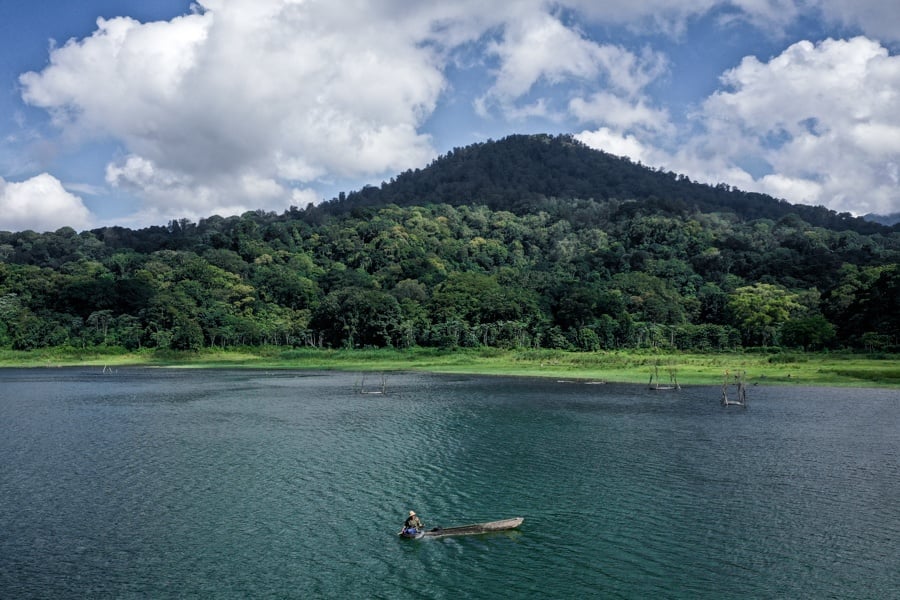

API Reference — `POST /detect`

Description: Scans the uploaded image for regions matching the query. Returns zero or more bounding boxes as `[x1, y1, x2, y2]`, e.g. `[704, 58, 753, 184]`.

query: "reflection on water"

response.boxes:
[1, 368, 898, 598]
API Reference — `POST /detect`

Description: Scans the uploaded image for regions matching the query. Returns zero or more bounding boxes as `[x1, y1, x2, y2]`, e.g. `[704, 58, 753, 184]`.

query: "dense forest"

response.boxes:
[1, 134, 898, 353]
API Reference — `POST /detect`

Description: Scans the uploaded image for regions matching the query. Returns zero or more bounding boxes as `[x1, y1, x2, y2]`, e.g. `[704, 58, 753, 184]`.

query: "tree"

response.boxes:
[728, 283, 803, 346]
[10, 310, 69, 349]
[429, 272, 538, 345]
[252, 264, 320, 310]
[613, 272, 686, 325]
[780, 315, 836, 350]
[839, 265, 900, 345]
[696, 283, 730, 325]
[0, 293, 22, 347]
[86, 310, 115, 345]
[311, 287, 402, 348]
[171, 315, 204, 350]
[0, 137, 896, 354]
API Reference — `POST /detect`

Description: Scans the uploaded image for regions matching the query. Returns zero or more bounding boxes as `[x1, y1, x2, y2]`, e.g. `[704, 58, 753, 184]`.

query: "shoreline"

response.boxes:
[1, 348, 898, 388]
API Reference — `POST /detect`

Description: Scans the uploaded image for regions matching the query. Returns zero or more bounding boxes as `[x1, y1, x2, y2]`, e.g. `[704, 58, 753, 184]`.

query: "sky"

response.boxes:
[1, 0, 899, 232]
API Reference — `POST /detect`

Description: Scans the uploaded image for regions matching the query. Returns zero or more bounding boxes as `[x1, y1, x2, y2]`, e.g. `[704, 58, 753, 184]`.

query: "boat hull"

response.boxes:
[422, 517, 524, 538]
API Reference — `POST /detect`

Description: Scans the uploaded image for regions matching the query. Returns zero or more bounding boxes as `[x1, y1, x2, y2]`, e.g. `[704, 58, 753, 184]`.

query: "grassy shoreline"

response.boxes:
[1, 347, 898, 388]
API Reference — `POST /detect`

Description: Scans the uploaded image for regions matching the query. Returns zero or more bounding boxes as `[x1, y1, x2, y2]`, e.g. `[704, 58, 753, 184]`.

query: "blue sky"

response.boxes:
[1, 0, 899, 232]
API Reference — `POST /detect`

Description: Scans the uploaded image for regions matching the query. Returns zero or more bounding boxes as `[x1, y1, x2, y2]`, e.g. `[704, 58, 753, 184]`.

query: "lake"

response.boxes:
[1, 368, 898, 598]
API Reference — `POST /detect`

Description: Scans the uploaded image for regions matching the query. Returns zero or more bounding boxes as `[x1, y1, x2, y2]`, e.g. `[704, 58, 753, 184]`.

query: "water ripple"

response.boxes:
[1, 370, 898, 598]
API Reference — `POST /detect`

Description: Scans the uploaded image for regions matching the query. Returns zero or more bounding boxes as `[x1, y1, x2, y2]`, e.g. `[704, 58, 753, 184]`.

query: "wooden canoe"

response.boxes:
[422, 517, 524, 538]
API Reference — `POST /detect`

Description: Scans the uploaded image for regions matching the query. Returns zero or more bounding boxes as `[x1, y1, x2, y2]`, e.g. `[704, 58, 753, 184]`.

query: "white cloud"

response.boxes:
[20, 0, 448, 221]
[757, 173, 824, 204]
[20, 15, 210, 152]
[17, 0, 672, 225]
[0, 174, 92, 232]
[577, 33, 900, 216]
[698, 36, 900, 214]
[572, 92, 676, 166]
[575, 127, 654, 163]
[570, 92, 672, 134]
[816, 0, 900, 43]
[291, 187, 319, 207]
[477, 11, 668, 118]
[104, 154, 297, 225]
[13, 0, 900, 227]
[485, 13, 609, 99]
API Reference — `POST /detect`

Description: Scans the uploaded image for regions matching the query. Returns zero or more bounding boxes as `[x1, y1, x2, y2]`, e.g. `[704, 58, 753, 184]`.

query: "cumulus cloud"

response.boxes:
[17, 0, 680, 227]
[698, 36, 900, 214]
[570, 92, 672, 135]
[104, 154, 309, 225]
[13, 0, 900, 225]
[0, 174, 92, 232]
[476, 11, 668, 119]
[20, 0, 448, 224]
[571, 90, 675, 165]
[574, 127, 655, 163]
[574, 33, 900, 215]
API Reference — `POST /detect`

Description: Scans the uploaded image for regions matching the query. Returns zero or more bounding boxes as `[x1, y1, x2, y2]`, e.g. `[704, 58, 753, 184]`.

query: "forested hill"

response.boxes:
[1, 133, 899, 354]
[330, 134, 890, 235]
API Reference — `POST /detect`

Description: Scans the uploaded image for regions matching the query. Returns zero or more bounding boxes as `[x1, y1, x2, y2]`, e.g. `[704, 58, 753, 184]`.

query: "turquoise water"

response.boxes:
[1, 368, 898, 598]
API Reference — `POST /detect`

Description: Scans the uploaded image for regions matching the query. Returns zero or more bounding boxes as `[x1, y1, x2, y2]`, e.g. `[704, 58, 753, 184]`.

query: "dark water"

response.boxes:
[1, 368, 898, 599]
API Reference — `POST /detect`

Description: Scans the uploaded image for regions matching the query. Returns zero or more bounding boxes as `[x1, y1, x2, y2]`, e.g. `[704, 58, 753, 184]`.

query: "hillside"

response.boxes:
[864, 212, 900, 226]
[1, 134, 898, 354]
[329, 134, 891, 235]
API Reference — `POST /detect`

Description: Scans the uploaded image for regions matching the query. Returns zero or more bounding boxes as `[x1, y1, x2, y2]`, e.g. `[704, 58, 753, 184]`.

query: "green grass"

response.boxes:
[1, 346, 898, 387]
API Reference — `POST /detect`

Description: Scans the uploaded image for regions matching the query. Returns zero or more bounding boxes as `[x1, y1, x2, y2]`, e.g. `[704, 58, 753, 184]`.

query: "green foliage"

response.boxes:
[311, 287, 402, 348]
[728, 283, 804, 346]
[0, 135, 897, 353]
[781, 315, 837, 350]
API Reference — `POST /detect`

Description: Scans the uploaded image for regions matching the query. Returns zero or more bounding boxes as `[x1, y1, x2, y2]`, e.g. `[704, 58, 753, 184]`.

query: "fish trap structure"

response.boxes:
[721, 370, 748, 407]
[649, 363, 680, 390]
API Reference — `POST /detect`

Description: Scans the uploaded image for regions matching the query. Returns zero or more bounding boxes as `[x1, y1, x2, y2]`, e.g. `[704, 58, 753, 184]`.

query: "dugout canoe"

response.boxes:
[422, 517, 524, 538]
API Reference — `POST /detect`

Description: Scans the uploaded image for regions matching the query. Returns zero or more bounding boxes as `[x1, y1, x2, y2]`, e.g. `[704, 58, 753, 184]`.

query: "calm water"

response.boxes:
[1, 368, 898, 599]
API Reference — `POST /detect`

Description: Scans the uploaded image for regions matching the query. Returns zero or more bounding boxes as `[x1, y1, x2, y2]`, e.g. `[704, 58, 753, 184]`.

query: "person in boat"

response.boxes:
[403, 510, 424, 532]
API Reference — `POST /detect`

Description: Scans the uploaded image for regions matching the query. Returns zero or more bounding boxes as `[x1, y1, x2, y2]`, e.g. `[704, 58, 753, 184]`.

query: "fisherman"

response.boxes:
[403, 510, 424, 532]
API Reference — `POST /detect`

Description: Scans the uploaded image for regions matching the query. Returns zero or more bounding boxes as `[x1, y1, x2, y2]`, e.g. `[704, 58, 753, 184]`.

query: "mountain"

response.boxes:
[864, 212, 900, 226]
[2, 133, 898, 355]
[326, 134, 891, 235]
